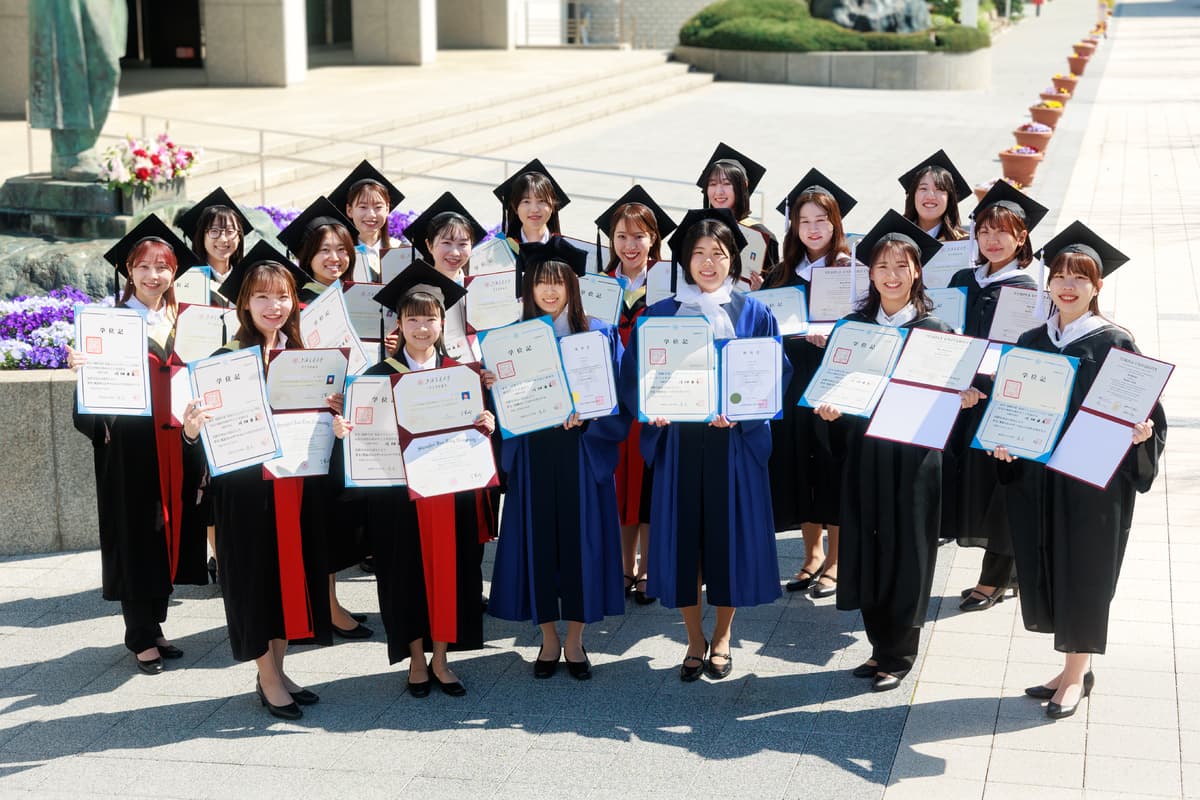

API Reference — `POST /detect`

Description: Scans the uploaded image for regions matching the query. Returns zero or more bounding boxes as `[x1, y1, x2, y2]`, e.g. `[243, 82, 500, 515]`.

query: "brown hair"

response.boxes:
[233, 262, 303, 351]
[506, 172, 561, 240]
[973, 204, 1033, 268]
[770, 190, 848, 288]
[345, 180, 393, 256]
[902, 166, 967, 241]
[425, 212, 476, 276]
[521, 260, 589, 334]
[680, 218, 743, 285]
[120, 239, 179, 316]
[856, 239, 934, 320]
[297, 222, 358, 283]
[1047, 251, 1104, 315]
[604, 203, 663, 273]
[700, 160, 750, 221]
[190, 206, 245, 266]
[393, 290, 448, 359]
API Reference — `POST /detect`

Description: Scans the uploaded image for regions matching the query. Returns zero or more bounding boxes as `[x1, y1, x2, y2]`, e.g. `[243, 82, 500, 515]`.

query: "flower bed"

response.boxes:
[0, 287, 93, 369]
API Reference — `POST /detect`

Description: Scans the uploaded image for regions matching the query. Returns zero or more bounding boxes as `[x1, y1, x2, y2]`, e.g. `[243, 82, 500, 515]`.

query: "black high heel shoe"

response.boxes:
[289, 687, 320, 705]
[680, 639, 708, 683]
[633, 577, 656, 606]
[565, 647, 592, 680]
[332, 621, 374, 639]
[534, 647, 561, 679]
[135, 654, 163, 675]
[786, 562, 824, 593]
[1026, 671, 1095, 701]
[256, 678, 302, 720]
[960, 585, 1007, 612]
[1046, 672, 1096, 719]
[431, 671, 467, 696]
[207, 557, 218, 584]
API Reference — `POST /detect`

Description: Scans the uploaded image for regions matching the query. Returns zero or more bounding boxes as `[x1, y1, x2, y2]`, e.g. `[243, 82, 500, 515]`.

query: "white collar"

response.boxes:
[552, 309, 574, 338]
[875, 302, 919, 328]
[925, 222, 943, 239]
[520, 228, 551, 245]
[975, 258, 1022, 287]
[273, 331, 289, 350]
[1046, 311, 1107, 348]
[125, 295, 172, 327]
[618, 265, 648, 290]
[403, 347, 438, 371]
[794, 252, 828, 282]
[675, 278, 737, 339]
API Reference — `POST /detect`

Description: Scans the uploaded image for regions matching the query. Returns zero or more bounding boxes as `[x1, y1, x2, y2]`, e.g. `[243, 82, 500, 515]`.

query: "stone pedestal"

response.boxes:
[0, 174, 187, 238]
[353, 0, 437, 65]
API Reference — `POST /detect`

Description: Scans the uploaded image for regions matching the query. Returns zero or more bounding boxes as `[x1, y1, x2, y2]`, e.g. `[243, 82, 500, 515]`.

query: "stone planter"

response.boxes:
[1040, 90, 1071, 105]
[1029, 104, 1065, 129]
[117, 178, 187, 216]
[998, 151, 1043, 186]
[1013, 128, 1053, 151]
[1052, 75, 1079, 94]
[1067, 54, 1090, 75]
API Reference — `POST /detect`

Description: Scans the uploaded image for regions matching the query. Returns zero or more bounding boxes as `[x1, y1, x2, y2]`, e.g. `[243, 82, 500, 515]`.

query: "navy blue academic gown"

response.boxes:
[620, 292, 792, 608]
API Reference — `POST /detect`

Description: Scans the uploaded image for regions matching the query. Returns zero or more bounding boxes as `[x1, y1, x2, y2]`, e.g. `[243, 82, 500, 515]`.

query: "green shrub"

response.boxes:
[934, 23, 991, 51]
[928, 0, 961, 20]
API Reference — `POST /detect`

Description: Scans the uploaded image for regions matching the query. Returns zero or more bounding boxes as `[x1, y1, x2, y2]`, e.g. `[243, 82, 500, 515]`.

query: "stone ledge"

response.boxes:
[674, 45, 991, 90]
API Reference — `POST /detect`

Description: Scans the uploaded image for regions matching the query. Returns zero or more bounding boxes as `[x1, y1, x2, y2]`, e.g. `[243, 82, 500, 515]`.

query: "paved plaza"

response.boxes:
[1, 0, 1198, 796]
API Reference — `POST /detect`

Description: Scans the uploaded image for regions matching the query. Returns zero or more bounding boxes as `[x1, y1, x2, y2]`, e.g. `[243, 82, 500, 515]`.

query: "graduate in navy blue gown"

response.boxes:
[486, 238, 628, 680]
[619, 209, 791, 683]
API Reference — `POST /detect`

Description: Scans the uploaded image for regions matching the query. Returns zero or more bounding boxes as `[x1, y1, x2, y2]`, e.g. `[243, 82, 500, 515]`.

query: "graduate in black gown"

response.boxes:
[947, 182, 1049, 612]
[990, 223, 1166, 718]
[70, 216, 208, 674]
[619, 209, 791, 682]
[493, 158, 570, 256]
[696, 142, 780, 283]
[332, 263, 496, 697]
[328, 160, 404, 283]
[813, 212, 985, 692]
[277, 197, 374, 638]
[898, 149, 970, 242]
[763, 170, 856, 598]
[183, 253, 334, 720]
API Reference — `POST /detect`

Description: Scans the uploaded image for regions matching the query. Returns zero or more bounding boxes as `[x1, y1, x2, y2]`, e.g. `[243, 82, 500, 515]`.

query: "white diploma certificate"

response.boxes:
[808, 265, 870, 322]
[172, 267, 211, 307]
[750, 287, 809, 336]
[799, 320, 906, 417]
[401, 428, 498, 499]
[865, 328, 989, 449]
[921, 240, 975, 289]
[74, 305, 151, 416]
[645, 261, 677, 307]
[169, 366, 192, 427]
[577, 273, 625, 327]
[971, 345, 1078, 462]
[563, 236, 610, 275]
[265, 348, 348, 411]
[299, 282, 371, 375]
[393, 364, 483, 435]
[927, 287, 969, 334]
[988, 285, 1050, 343]
[188, 346, 282, 476]
[559, 330, 618, 420]
[719, 336, 783, 421]
[478, 317, 573, 437]
[739, 224, 769, 279]
[636, 316, 717, 422]
[466, 271, 521, 332]
[379, 245, 415, 285]
[173, 304, 239, 364]
[263, 411, 335, 478]
[468, 237, 517, 276]
[1046, 348, 1173, 488]
[343, 375, 406, 487]
[342, 282, 396, 341]
[441, 302, 481, 364]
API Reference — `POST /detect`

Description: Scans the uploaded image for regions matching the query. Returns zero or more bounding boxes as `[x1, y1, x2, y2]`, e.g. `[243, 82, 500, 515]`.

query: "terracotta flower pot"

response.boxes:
[1014, 128, 1053, 151]
[1068, 54, 1090, 75]
[998, 151, 1043, 187]
[1040, 91, 1071, 105]
[1052, 76, 1079, 94]
[1073, 42, 1097, 57]
[1029, 104, 1064, 129]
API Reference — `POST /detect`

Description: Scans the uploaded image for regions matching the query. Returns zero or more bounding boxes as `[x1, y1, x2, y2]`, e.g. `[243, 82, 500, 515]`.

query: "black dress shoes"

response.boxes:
[256, 679, 302, 720]
[1027, 671, 1095, 702]
[680, 640, 708, 683]
[135, 655, 163, 675]
[565, 648, 592, 681]
[431, 672, 467, 696]
[872, 673, 902, 692]
[289, 688, 320, 705]
[157, 643, 184, 659]
[786, 563, 824, 593]
[852, 661, 879, 678]
[408, 679, 432, 698]
[332, 622, 374, 640]
[706, 651, 733, 680]
[1047, 673, 1095, 719]
[960, 586, 1007, 612]
[534, 649, 561, 679]
[349, 613, 368, 624]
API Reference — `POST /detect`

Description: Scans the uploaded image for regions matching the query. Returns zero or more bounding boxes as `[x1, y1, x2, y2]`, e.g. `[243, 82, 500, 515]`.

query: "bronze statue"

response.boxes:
[28, 0, 128, 181]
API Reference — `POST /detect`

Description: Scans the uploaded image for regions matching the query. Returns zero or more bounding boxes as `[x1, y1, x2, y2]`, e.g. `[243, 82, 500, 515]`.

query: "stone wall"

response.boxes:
[578, 0, 712, 48]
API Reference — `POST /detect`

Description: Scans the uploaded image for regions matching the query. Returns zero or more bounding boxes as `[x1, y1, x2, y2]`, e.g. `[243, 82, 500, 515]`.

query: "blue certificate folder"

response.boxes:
[187, 346, 283, 477]
[716, 336, 784, 421]
[634, 315, 717, 423]
[797, 319, 908, 417]
[970, 344, 1079, 463]
[477, 315, 576, 439]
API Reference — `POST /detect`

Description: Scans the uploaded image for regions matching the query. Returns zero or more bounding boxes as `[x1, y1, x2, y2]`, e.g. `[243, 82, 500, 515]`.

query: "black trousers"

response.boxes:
[861, 607, 920, 676]
[121, 597, 168, 653]
[980, 550, 1016, 589]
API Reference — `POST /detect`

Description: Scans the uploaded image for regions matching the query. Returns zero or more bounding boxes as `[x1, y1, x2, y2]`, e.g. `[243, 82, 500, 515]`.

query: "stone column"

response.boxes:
[0, 0, 29, 115]
[204, 0, 307, 86]
[352, 0, 437, 65]
[438, 0, 516, 49]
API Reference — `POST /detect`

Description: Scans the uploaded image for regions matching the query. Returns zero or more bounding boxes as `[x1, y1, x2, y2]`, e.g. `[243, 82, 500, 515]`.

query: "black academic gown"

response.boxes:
[1002, 324, 1167, 654]
[944, 267, 1037, 553]
[826, 311, 954, 673]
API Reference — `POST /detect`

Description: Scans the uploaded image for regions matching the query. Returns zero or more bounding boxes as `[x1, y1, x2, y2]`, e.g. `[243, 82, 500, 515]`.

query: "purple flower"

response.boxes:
[0, 285, 91, 370]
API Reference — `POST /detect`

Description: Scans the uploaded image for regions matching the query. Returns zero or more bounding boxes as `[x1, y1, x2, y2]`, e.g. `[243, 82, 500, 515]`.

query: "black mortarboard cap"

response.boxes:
[177, 186, 254, 244]
[594, 184, 677, 240]
[1038, 220, 1130, 277]
[776, 167, 857, 220]
[404, 192, 488, 260]
[491, 158, 571, 209]
[696, 142, 766, 196]
[854, 209, 944, 267]
[897, 149, 972, 202]
[277, 196, 359, 256]
[372, 259, 468, 314]
[103, 213, 203, 279]
[216, 240, 309, 304]
[665, 208, 749, 292]
[328, 159, 404, 212]
[514, 238, 589, 298]
[971, 180, 1049, 232]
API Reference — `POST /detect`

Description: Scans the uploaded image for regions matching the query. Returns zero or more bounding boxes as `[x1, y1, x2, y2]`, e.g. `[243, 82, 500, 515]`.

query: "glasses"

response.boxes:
[206, 227, 240, 239]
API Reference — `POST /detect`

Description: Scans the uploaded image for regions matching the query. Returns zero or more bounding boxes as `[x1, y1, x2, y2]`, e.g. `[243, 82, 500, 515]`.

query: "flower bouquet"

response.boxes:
[98, 133, 199, 209]
[1014, 121, 1054, 151]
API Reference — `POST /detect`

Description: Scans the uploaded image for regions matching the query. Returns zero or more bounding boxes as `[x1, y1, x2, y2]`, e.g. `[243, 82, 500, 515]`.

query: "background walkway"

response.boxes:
[1, 0, 1196, 797]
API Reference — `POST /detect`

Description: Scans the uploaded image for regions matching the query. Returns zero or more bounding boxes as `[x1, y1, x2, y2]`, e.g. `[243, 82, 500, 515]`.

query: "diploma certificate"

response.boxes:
[172, 267, 211, 307]
[441, 302, 481, 363]
[75, 305, 151, 416]
[559, 330, 618, 420]
[636, 316, 717, 422]
[988, 285, 1050, 343]
[379, 245, 415, 285]
[478, 317, 573, 437]
[342, 282, 397, 341]
[577, 273, 625, 327]
[263, 411, 335, 478]
[927, 287, 969, 334]
[563, 236, 609, 275]
[808, 265, 870, 322]
[468, 237, 517, 276]
[971, 345, 1078, 462]
[890, 327, 989, 391]
[466, 271, 521, 332]
[799, 320, 906, 417]
[719, 336, 783, 421]
[266, 348, 348, 411]
[739, 224, 769, 278]
[402, 428, 498, 499]
[299, 282, 371, 375]
[645, 261, 677, 307]
[393, 363, 483, 435]
[921, 240, 975, 289]
[173, 304, 239, 364]
[750, 287, 808, 336]
[189, 346, 282, 476]
[343, 375, 406, 487]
